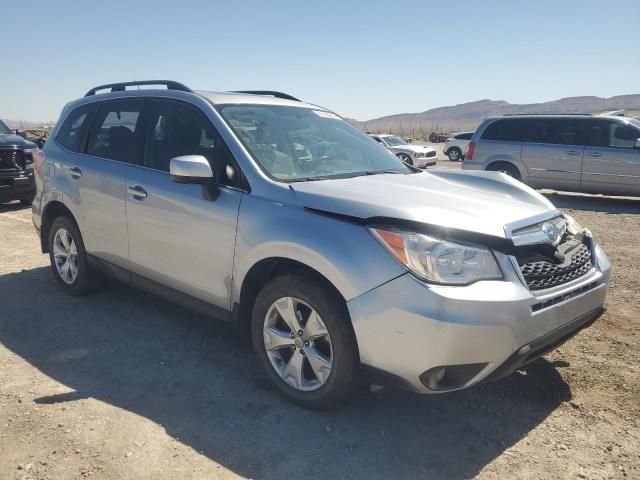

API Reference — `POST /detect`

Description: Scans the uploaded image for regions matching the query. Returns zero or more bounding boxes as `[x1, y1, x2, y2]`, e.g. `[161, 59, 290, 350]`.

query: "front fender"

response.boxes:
[232, 194, 405, 305]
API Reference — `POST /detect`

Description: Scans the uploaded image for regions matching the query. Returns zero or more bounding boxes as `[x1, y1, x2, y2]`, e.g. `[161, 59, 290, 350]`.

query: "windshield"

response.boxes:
[218, 105, 411, 181]
[0, 120, 12, 135]
[382, 135, 407, 146]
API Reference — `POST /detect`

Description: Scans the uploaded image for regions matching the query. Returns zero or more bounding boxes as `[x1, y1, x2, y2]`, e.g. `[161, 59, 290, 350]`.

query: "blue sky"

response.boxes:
[2, 0, 639, 122]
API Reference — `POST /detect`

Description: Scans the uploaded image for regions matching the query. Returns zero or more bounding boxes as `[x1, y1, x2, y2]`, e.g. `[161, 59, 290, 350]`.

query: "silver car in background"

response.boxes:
[462, 114, 640, 196]
[368, 133, 438, 167]
[33, 81, 610, 408]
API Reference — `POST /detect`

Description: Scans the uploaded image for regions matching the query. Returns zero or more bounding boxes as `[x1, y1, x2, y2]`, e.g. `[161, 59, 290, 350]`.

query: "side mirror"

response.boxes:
[170, 155, 213, 183]
[170, 155, 218, 201]
[635, 138, 640, 149]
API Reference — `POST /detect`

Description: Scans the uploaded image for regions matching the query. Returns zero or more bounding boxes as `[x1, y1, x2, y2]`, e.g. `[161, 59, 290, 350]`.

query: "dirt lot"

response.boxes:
[1, 156, 639, 479]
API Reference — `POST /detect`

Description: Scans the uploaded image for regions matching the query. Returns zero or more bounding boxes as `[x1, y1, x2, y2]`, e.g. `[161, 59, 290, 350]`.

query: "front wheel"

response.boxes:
[251, 274, 359, 409]
[397, 152, 413, 165]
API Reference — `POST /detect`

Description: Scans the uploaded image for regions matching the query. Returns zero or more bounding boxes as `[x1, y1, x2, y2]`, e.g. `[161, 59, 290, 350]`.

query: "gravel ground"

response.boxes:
[0, 154, 639, 479]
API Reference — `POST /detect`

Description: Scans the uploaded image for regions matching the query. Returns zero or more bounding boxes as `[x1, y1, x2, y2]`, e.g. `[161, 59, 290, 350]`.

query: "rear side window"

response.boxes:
[481, 119, 525, 142]
[56, 105, 93, 152]
[86, 101, 145, 163]
[523, 118, 581, 146]
[455, 132, 473, 140]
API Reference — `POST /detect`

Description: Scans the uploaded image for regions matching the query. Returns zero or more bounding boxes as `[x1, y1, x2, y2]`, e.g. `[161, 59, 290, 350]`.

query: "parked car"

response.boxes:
[443, 131, 474, 161]
[462, 114, 640, 196]
[368, 133, 437, 167]
[429, 132, 450, 143]
[0, 118, 39, 205]
[33, 81, 611, 408]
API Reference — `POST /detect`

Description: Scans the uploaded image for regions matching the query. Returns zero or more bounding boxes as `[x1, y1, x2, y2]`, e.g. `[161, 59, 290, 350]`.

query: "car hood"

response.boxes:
[390, 144, 435, 153]
[290, 170, 557, 239]
[0, 134, 38, 149]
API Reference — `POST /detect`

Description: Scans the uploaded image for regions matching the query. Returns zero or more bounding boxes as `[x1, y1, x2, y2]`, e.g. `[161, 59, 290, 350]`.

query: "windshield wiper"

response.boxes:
[362, 169, 405, 175]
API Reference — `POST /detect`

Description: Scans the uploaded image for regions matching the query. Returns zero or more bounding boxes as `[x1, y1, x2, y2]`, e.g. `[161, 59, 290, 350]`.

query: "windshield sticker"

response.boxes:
[313, 110, 341, 120]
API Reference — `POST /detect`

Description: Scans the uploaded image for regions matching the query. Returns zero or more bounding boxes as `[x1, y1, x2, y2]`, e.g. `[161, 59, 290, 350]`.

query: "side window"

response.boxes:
[583, 120, 639, 149]
[457, 133, 473, 140]
[523, 118, 580, 146]
[56, 105, 93, 152]
[86, 101, 145, 163]
[145, 101, 241, 187]
[609, 123, 639, 148]
[481, 119, 525, 142]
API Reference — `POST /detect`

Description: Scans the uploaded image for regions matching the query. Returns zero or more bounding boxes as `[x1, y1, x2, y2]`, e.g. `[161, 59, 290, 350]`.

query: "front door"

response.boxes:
[581, 119, 640, 196]
[125, 99, 244, 309]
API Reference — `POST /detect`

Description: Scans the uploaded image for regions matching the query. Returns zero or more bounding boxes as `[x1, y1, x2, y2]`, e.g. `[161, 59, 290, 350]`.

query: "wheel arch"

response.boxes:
[232, 257, 353, 344]
[40, 201, 76, 253]
[485, 159, 526, 181]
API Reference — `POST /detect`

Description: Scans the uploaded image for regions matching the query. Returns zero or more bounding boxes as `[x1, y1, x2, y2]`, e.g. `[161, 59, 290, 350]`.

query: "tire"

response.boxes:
[251, 274, 359, 409]
[19, 197, 33, 206]
[48, 215, 102, 295]
[397, 152, 413, 165]
[447, 147, 462, 162]
[487, 162, 521, 181]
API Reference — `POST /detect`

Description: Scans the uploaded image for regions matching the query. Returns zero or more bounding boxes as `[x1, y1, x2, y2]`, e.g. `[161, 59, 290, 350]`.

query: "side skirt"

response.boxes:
[88, 255, 231, 323]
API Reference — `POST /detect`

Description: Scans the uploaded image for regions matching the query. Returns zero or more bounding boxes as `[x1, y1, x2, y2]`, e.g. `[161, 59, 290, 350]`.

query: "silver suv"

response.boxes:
[462, 114, 640, 196]
[33, 81, 611, 408]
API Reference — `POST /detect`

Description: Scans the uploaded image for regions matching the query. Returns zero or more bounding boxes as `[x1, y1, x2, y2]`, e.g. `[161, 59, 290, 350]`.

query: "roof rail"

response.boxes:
[502, 113, 593, 116]
[232, 90, 300, 102]
[85, 80, 192, 97]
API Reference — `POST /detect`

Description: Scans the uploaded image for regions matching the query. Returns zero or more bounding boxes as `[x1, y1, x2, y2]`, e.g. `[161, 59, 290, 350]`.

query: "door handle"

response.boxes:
[565, 150, 582, 156]
[586, 152, 602, 158]
[127, 185, 148, 199]
[66, 166, 83, 178]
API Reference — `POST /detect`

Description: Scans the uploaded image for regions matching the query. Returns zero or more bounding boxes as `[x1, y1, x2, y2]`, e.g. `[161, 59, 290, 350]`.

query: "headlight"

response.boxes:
[563, 214, 584, 236]
[369, 227, 502, 285]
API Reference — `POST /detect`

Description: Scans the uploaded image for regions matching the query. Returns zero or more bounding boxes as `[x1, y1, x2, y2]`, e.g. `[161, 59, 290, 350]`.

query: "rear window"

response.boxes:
[481, 119, 525, 142]
[56, 105, 93, 152]
[455, 132, 473, 140]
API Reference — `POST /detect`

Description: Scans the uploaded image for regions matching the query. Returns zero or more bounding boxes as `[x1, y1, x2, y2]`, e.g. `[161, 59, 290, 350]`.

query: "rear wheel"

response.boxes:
[251, 274, 358, 409]
[487, 162, 521, 181]
[48, 216, 101, 295]
[447, 147, 462, 161]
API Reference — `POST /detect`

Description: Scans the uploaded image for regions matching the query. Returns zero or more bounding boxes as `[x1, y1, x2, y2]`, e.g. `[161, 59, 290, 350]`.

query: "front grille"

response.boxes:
[425, 150, 437, 158]
[0, 149, 26, 171]
[517, 238, 593, 290]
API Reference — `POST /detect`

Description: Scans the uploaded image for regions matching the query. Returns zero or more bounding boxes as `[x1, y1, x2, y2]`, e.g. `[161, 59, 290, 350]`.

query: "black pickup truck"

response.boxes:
[0, 119, 38, 205]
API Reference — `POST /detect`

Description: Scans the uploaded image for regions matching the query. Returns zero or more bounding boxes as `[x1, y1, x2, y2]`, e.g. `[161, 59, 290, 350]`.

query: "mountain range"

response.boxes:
[354, 95, 640, 135]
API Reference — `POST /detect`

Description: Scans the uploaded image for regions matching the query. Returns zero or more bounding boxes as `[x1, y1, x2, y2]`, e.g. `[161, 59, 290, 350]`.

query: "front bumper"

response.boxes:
[0, 169, 35, 202]
[347, 246, 611, 393]
[416, 156, 437, 168]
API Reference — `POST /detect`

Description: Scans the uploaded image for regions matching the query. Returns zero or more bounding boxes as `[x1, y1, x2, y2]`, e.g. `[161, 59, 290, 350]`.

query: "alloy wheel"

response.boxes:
[263, 296, 333, 391]
[53, 228, 79, 284]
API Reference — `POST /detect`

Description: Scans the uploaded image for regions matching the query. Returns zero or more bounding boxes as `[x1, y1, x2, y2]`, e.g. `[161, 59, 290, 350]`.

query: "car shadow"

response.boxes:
[0, 266, 571, 480]
[0, 201, 30, 213]
[543, 191, 640, 214]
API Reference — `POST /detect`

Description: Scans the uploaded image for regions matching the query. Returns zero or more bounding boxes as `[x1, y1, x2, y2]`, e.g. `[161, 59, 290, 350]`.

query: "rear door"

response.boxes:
[125, 98, 244, 308]
[581, 118, 640, 195]
[520, 118, 583, 191]
[63, 99, 146, 267]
